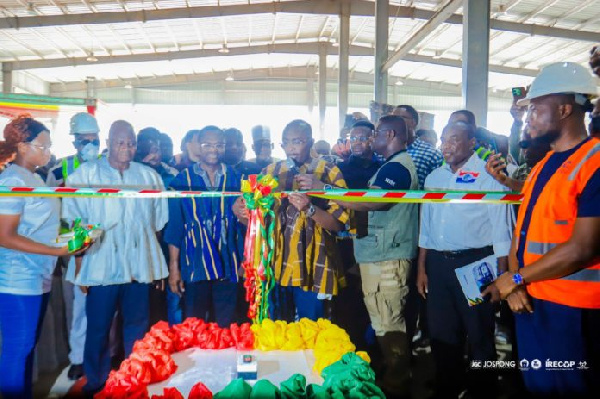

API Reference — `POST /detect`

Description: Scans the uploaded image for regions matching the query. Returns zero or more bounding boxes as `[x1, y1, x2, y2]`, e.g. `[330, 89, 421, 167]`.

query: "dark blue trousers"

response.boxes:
[426, 248, 497, 398]
[83, 282, 150, 394]
[184, 280, 238, 327]
[269, 285, 324, 322]
[0, 292, 49, 399]
[515, 297, 600, 397]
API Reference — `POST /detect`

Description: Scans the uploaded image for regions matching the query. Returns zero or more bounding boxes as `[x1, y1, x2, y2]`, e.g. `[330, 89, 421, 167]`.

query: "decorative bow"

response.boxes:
[240, 174, 279, 323]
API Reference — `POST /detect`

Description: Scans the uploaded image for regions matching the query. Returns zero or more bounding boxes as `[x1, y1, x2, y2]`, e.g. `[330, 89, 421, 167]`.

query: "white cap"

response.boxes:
[518, 62, 599, 106]
[70, 112, 100, 135]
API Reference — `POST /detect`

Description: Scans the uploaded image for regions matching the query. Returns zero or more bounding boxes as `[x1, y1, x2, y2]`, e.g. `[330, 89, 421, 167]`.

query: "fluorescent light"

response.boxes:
[124, 83, 133, 89]
[225, 73, 234, 81]
[395, 80, 404, 86]
[218, 45, 230, 54]
[86, 54, 98, 62]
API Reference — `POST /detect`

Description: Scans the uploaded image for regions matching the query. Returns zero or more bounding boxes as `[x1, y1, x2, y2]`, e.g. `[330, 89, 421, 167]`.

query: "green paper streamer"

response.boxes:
[280, 374, 307, 399]
[250, 379, 281, 398]
[214, 378, 252, 399]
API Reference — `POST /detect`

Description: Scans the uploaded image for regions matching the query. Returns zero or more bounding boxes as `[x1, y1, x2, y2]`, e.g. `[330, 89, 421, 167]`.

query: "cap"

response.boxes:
[251, 125, 271, 141]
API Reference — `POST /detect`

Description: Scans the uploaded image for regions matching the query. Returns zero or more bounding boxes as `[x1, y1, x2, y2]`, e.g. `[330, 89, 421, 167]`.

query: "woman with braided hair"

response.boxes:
[0, 114, 87, 399]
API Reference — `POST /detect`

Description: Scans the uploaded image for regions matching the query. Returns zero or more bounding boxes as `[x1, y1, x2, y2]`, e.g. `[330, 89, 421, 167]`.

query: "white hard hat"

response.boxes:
[518, 62, 599, 106]
[70, 112, 100, 135]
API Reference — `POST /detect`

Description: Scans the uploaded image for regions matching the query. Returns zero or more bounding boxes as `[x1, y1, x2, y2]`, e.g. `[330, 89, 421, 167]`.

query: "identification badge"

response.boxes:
[456, 171, 479, 183]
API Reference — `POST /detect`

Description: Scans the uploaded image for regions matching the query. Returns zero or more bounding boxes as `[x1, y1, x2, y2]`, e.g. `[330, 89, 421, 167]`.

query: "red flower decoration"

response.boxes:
[188, 382, 213, 399]
[151, 387, 184, 399]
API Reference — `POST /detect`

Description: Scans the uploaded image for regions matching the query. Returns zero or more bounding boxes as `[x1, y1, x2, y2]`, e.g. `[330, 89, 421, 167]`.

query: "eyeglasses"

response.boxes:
[199, 142, 226, 150]
[348, 136, 371, 143]
[76, 139, 100, 147]
[281, 139, 307, 147]
[27, 142, 52, 152]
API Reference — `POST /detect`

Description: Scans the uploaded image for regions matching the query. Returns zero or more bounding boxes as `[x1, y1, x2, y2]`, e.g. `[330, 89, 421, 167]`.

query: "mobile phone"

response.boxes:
[512, 87, 526, 100]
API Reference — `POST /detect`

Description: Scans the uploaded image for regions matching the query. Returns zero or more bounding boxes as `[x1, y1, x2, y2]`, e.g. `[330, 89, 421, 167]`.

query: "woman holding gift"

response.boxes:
[0, 115, 87, 399]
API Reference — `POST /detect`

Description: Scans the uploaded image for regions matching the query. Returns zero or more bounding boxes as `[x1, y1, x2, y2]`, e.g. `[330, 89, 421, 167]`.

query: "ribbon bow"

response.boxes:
[240, 174, 279, 323]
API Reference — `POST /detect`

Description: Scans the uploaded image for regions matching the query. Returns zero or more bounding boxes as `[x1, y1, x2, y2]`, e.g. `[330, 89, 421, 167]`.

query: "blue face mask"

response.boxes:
[80, 142, 100, 162]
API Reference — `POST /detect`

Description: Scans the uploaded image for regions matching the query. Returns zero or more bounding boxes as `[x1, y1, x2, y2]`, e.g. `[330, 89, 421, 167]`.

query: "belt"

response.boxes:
[435, 246, 493, 260]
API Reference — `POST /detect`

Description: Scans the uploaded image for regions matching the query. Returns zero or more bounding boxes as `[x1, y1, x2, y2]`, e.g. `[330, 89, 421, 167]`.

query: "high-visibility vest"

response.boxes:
[475, 146, 492, 161]
[61, 155, 80, 183]
[516, 137, 600, 309]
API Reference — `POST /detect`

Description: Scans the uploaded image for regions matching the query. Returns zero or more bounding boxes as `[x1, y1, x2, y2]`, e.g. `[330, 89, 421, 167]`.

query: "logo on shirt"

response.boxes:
[456, 171, 479, 183]
[385, 177, 396, 187]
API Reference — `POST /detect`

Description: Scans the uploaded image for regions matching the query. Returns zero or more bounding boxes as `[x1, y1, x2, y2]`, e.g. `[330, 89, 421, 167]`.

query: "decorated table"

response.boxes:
[88, 175, 384, 398]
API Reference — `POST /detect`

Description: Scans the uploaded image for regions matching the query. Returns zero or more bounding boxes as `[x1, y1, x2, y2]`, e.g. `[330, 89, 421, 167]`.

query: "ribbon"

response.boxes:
[66, 218, 99, 253]
[240, 174, 279, 324]
[0, 185, 524, 204]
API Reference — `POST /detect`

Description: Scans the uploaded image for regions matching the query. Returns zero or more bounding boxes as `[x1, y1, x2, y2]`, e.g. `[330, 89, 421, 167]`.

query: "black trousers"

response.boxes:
[426, 247, 497, 398]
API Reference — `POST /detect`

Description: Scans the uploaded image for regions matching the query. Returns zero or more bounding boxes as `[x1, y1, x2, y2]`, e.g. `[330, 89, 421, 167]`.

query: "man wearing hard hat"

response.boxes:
[47, 112, 101, 381]
[484, 62, 600, 396]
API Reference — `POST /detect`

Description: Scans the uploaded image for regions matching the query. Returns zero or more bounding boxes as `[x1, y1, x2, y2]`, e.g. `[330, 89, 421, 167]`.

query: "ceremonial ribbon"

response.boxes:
[0, 185, 524, 204]
[240, 174, 279, 323]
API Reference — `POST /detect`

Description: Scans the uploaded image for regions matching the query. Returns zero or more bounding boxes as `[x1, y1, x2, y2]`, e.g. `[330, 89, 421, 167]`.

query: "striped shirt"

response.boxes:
[164, 163, 245, 283]
[264, 157, 349, 295]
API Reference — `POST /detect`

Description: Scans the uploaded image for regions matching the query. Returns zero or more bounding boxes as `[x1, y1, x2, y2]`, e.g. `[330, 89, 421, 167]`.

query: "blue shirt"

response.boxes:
[164, 163, 245, 283]
[0, 164, 60, 295]
[407, 138, 444, 189]
[517, 138, 600, 269]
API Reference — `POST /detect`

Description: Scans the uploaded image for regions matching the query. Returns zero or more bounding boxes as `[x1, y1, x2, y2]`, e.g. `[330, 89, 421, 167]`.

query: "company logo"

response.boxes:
[456, 171, 479, 184]
[578, 361, 589, 370]
[385, 178, 396, 187]
[531, 359, 542, 370]
[545, 359, 576, 370]
[519, 359, 530, 370]
[470, 360, 482, 369]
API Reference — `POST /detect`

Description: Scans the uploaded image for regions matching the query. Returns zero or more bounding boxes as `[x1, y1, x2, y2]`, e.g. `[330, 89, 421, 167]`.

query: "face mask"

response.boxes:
[80, 142, 100, 162]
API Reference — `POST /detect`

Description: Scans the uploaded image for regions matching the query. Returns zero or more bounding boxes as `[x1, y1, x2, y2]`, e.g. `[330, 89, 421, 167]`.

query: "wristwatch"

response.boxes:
[512, 272, 525, 286]
[305, 204, 316, 218]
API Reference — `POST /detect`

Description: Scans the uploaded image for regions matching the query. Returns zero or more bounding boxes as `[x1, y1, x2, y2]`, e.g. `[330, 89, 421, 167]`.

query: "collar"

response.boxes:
[193, 162, 226, 178]
[442, 151, 478, 173]
[384, 149, 407, 163]
[348, 154, 378, 168]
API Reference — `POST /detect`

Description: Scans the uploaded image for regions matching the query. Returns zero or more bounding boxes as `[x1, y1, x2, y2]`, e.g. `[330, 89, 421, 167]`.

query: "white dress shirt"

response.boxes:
[62, 157, 168, 286]
[419, 153, 513, 257]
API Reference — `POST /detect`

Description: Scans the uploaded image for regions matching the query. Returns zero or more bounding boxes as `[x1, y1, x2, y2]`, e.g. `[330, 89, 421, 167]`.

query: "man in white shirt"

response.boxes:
[62, 120, 168, 395]
[417, 121, 513, 398]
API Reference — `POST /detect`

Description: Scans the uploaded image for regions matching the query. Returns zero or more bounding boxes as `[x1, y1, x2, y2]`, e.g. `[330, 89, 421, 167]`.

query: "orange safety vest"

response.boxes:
[516, 137, 600, 309]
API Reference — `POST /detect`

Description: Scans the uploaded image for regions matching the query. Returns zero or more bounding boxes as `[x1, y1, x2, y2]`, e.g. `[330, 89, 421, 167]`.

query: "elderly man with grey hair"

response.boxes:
[62, 120, 168, 395]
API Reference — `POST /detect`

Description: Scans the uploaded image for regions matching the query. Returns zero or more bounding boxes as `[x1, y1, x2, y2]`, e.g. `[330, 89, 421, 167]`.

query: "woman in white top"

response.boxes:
[0, 114, 86, 399]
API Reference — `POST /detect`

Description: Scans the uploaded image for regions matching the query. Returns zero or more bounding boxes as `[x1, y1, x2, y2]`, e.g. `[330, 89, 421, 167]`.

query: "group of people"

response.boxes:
[0, 56, 598, 399]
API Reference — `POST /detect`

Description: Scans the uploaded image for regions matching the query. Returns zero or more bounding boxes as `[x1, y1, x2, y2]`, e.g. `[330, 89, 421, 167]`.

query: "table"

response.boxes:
[147, 348, 324, 397]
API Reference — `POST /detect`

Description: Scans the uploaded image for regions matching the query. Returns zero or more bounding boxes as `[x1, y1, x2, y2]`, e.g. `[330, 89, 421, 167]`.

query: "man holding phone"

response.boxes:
[509, 87, 528, 164]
